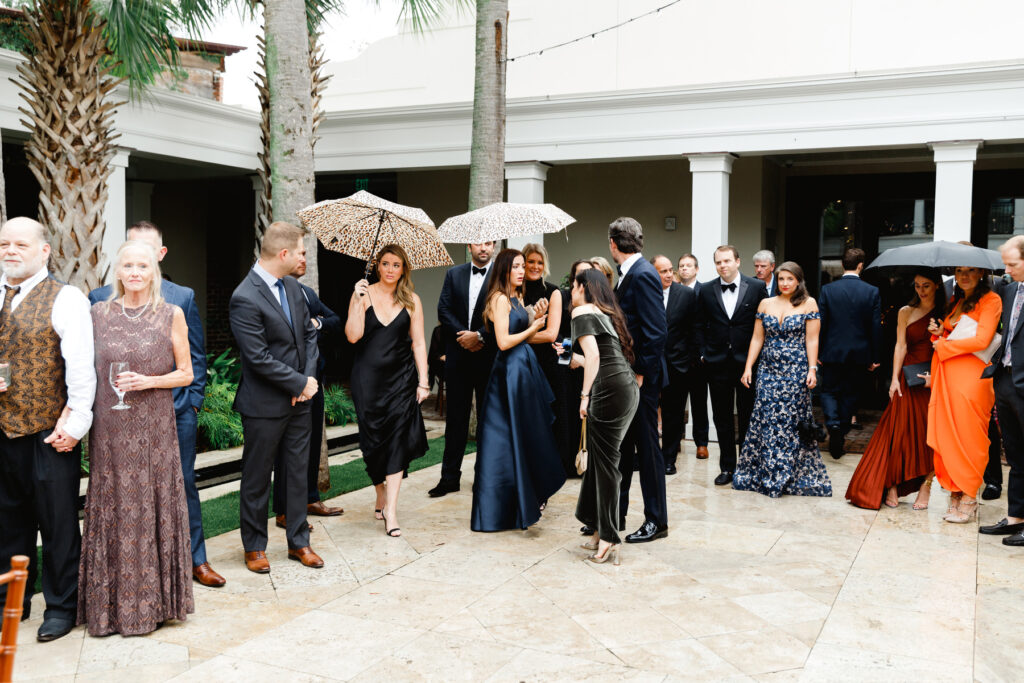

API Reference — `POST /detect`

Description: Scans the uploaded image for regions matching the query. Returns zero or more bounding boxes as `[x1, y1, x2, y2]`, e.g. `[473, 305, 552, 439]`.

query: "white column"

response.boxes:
[687, 153, 735, 265]
[504, 161, 550, 250]
[101, 148, 131, 283]
[1013, 199, 1024, 236]
[912, 199, 927, 235]
[930, 141, 981, 243]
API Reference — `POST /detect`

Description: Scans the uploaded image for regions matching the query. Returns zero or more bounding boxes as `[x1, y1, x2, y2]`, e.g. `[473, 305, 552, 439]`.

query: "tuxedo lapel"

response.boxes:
[736, 277, 749, 314]
[469, 265, 492, 325]
[711, 280, 727, 317]
[617, 273, 634, 297]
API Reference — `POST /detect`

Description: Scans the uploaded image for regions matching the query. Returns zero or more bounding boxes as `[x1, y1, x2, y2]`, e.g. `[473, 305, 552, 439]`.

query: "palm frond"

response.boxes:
[95, 0, 181, 98]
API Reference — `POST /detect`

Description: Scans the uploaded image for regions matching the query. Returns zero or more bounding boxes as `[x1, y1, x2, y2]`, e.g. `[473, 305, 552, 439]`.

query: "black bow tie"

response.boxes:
[616, 266, 623, 277]
[472, 266, 487, 276]
[721, 282, 737, 292]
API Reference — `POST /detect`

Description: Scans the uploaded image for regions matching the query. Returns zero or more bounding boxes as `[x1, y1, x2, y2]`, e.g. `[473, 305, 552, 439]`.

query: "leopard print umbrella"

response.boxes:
[437, 202, 576, 243]
[298, 191, 453, 271]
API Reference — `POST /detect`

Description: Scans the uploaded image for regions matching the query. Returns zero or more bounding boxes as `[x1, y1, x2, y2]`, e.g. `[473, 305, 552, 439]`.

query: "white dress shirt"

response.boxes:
[683, 279, 697, 289]
[0, 267, 96, 440]
[467, 260, 492, 324]
[252, 261, 283, 305]
[616, 253, 643, 288]
[720, 274, 740, 318]
[662, 286, 671, 309]
[764, 275, 775, 294]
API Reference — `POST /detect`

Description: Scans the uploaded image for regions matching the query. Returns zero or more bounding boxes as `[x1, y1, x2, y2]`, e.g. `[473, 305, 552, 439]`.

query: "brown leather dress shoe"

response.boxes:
[276, 515, 313, 531]
[244, 550, 270, 574]
[307, 501, 344, 516]
[287, 546, 324, 568]
[193, 562, 226, 587]
[696, 446, 709, 460]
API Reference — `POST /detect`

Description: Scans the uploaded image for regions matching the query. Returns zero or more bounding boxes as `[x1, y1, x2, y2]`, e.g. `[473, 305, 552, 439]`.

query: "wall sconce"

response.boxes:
[664, 216, 677, 231]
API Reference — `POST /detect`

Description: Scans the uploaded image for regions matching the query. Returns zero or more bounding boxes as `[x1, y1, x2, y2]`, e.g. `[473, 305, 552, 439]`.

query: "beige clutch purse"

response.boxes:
[575, 417, 588, 475]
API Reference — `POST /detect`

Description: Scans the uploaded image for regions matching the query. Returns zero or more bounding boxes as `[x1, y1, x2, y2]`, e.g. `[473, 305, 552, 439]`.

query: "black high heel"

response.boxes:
[382, 513, 401, 537]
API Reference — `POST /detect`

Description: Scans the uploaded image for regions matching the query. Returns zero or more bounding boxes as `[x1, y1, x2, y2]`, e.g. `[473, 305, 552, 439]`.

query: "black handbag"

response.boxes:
[902, 361, 931, 388]
[797, 418, 827, 444]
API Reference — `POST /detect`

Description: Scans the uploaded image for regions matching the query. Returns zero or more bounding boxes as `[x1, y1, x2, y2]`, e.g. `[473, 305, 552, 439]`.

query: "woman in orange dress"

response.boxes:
[846, 269, 944, 510]
[926, 266, 1002, 523]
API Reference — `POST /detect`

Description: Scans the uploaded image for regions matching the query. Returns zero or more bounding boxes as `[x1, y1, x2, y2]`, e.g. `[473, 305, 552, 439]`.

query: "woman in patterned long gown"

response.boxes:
[733, 261, 832, 498]
[78, 240, 195, 637]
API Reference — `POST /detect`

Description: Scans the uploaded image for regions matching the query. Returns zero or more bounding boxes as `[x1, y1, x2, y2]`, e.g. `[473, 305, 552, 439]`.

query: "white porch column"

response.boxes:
[101, 148, 131, 282]
[930, 141, 981, 243]
[687, 153, 735, 265]
[912, 199, 927, 235]
[504, 161, 550, 250]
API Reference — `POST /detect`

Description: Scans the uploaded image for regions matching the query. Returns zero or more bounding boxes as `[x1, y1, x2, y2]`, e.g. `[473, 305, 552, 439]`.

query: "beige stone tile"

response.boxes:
[731, 591, 831, 626]
[752, 670, 802, 682]
[432, 608, 497, 641]
[801, 642, 972, 682]
[392, 540, 544, 589]
[777, 619, 825, 649]
[974, 585, 1024, 683]
[74, 662, 191, 682]
[687, 566, 794, 597]
[467, 575, 567, 627]
[572, 607, 690, 648]
[350, 631, 521, 682]
[172, 655, 333, 681]
[612, 638, 745, 679]
[12, 625, 84, 680]
[485, 649, 665, 682]
[484, 614, 605, 655]
[656, 597, 768, 638]
[76, 636, 190, 674]
[833, 568, 974, 615]
[699, 627, 810, 676]
[659, 519, 784, 556]
[320, 574, 487, 630]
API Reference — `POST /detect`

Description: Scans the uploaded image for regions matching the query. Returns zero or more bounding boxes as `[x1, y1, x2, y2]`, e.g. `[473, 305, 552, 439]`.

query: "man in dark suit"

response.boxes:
[88, 221, 223, 588]
[818, 247, 882, 459]
[695, 245, 767, 485]
[981, 236, 1024, 545]
[430, 241, 496, 497]
[753, 250, 779, 297]
[652, 255, 697, 475]
[229, 221, 322, 573]
[271, 257, 343, 531]
[677, 253, 710, 459]
[609, 217, 668, 542]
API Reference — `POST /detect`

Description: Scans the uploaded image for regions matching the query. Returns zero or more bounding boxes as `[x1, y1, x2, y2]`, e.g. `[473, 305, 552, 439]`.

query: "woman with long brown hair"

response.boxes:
[471, 248, 566, 532]
[345, 244, 429, 537]
[734, 261, 832, 497]
[561, 269, 639, 565]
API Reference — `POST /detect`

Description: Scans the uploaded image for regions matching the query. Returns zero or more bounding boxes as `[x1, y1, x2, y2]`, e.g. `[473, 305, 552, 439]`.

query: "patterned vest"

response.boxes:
[0, 277, 67, 438]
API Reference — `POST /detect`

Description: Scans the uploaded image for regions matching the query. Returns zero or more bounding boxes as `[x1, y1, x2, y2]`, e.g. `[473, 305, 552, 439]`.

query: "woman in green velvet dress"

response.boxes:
[562, 269, 639, 565]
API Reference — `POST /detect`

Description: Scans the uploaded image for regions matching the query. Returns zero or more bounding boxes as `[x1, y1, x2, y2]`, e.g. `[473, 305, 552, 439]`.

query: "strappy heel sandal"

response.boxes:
[374, 509, 383, 521]
[944, 492, 963, 521]
[946, 498, 978, 524]
[912, 480, 932, 510]
[382, 513, 401, 537]
[586, 544, 620, 566]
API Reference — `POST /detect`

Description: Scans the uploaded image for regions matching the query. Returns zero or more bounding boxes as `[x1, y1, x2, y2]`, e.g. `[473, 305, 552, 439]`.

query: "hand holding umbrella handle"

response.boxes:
[353, 279, 370, 299]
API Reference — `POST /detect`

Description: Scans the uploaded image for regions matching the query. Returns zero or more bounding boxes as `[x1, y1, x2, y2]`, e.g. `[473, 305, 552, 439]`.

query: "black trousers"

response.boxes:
[0, 429, 81, 621]
[707, 359, 755, 473]
[985, 411, 1003, 488]
[441, 355, 492, 483]
[660, 366, 691, 466]
[994, 369, 1024, 517]
[273, 386, 325, 514]
[618, 378, 667, 528]
[687, 363, 710, 447]
[239, 410, 311, 551]
[820, 362, 866, 433]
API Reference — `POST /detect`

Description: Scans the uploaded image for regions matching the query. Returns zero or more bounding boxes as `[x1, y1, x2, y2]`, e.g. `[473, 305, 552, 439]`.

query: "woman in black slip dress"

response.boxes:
[345, 244, 430, 538]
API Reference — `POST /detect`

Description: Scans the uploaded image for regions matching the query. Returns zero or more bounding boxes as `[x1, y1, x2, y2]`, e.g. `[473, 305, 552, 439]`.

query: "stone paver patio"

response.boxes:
[14, 444, 1024, 682]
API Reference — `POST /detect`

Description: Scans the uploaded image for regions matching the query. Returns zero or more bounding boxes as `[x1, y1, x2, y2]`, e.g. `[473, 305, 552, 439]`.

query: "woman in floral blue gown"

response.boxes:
[734, 261, 832, 498]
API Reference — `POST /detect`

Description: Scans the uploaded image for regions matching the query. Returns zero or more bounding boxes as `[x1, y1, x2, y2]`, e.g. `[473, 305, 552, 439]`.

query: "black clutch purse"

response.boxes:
[902, 361, 931, 388]
[796, 418, 827, 444]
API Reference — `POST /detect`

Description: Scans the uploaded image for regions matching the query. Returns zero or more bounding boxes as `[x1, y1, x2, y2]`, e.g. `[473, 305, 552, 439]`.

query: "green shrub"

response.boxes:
[324, 384, 357, 426]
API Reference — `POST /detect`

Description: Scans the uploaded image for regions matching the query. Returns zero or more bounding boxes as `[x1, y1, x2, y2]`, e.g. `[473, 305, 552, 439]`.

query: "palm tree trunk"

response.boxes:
[16, 0, 121, 291]
[263, 0, 318, 291]
[254, 27, 272, 258]
[0, 129, 7, 224]
[467, 0, 508, 211]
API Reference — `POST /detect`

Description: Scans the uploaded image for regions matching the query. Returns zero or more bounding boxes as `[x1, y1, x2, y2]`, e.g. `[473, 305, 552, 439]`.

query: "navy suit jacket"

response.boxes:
[984, 280, 1024, 388]
[615, 256, 667, 385]
[437, 261, 494, 370]
[694, 274, 767, 365]
[818, 274, 882, 365]
[89, 279, 207, 415]
[664, 282, 698, 374]
[765, 276, 779, 298]
[298, 283, 340, 376]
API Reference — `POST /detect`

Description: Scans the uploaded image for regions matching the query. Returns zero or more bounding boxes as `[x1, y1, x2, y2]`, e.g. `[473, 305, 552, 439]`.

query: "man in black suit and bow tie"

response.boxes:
[981, 236, 1024, 545]
[652, 255, 697, 475]
[695, 245, 768, 486]
[753, 250, 779, 297]
[230, 221, 323, 573]
[430, 241, 496, 497]
[609, 218, 668, 542]
[818, 247, 881, 459]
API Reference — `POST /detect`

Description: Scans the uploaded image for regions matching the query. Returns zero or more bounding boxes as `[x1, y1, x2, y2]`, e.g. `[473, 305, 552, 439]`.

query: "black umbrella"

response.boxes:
[864, 240, 1003, 272]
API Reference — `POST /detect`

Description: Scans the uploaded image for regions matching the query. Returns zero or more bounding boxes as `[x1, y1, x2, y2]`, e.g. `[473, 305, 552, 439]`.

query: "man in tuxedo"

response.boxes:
[430, 241, 495, 497]
[677, 253, 710, 459]
[271, 257, 343, 531]
[229, 221, 322, 573]
[818, 247, 881, 459]
[609, 218, 668, 542]
[981, 236, 1024, 546]
[652, 255, 697, 475]
[753, 250, 779, 297]
[695, 245, 767, 485]
[88, 221, 224, 589]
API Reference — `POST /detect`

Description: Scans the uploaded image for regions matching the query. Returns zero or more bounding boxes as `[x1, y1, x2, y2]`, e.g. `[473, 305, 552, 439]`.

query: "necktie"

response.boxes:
[1004, 282, 1024, 366]
[616, 265, 623, 277]
[275, 279, 294, 330]
[0, 285, 20, 325]
[721, 282, 737, 292]
[472, 266, 486, 276]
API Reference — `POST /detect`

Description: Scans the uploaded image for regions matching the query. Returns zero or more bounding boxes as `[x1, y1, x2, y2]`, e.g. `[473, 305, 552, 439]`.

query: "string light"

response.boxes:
[504, 0, 685, 63]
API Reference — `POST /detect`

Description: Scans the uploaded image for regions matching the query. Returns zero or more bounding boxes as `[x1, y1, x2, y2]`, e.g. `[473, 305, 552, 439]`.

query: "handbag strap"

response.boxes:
[579, 416, 587, 451]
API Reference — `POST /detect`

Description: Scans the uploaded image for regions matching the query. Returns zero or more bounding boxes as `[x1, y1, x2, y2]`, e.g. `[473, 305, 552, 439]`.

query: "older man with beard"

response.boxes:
[0, 217, 96, 642]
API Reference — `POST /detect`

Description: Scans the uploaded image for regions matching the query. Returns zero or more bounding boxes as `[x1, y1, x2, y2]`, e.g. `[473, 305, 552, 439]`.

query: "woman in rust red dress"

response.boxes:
[927, 266, 1002, 523]
[846, 270, 944, 510]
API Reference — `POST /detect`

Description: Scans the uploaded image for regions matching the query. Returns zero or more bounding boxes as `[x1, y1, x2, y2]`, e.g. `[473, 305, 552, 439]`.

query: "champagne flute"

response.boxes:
[109, 362, 130, 410]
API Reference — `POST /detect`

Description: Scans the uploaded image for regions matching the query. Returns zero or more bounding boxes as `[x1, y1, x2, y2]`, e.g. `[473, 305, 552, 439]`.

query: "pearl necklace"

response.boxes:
[120, 298, 151, 320]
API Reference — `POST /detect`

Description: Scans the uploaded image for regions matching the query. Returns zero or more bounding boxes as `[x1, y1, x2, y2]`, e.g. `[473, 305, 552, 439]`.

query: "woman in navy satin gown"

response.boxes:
[471, 249, 567, 531]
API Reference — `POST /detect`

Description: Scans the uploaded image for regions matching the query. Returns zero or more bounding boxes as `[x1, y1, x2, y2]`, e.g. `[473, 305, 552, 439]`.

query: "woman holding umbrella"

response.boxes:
[927, 265, 1002, 523]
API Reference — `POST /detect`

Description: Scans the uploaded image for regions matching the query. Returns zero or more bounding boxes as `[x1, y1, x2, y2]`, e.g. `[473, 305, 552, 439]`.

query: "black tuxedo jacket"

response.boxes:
[615, 256, 667, 383]
[229, 270, 319, 418]
[818, 274, 882, 364]
[984, 281, 1024, 389]
[695, 274, 767, 365]
[437, 261, 494, 369]
[664, 282, 698, 374]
